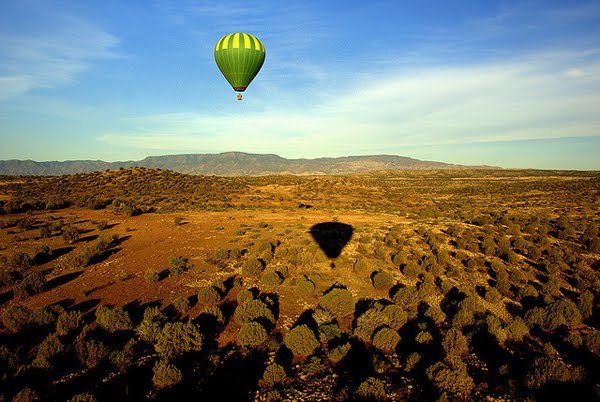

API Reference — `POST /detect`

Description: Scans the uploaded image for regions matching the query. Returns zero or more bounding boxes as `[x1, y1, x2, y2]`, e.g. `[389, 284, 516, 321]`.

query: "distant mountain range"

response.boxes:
[0, 152, 499, 176]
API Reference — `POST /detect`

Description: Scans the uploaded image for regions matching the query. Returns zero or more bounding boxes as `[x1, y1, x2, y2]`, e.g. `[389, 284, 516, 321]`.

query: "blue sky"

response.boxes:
[1, 0, 599, 169]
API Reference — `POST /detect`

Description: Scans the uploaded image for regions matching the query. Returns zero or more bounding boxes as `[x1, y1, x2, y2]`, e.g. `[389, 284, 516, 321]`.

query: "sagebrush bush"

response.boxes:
[261, 363, 286, 388]
[296, 276, 316, 294]
[110, 338, 137, 371]
[171, 297, 191, 314]
[284, 324, 320, 357]
[415, 331, 433, 344]
[76, 339, 109, 368]
[392, 285, 418, 310]
[525, 355, 586, 389]
[168, 256, 189, 276]
[234, 299, 276, 324]
[155, 321, 203, 358]
[198, 286, 222, 305]
[144, 269, 160, 283]
[62, 225, 79, 243]
[235, 286, 254, 304]
[426, 355, 474, 398]
[13, 271, 46, 298]
[372, 270, 394, 291]
[1, 303, 33, 332]
[312, 307, 335, 326]
[12, 387, 40, 402]
[372, 326, 400, 352]
[261, 270, 284, 287]
[319, 322, 341, 343]
[327, 342, 351, 364]
[443, 328, 469, 357]
[95, 305, 133, 332]
[201, 305, 225, 325]
[242, 258, 265, 276]
[9, 251, 33, 270]
[354, 308, 390, 343]
[318, 287, 354, 317]
[238, 321, 269, 347]
[152, 359, 183, 389]
[356, 377, 386, 401]
[68, 393, 98, 402]
[33, 333, 64, 369]
[401, 262, 421, 278]
[137, 307, 165, 343]
[382, 304, 408, 330]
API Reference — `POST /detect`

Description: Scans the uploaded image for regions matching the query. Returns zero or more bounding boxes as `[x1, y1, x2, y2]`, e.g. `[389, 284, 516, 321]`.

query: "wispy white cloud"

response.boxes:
[98, 49, 600, 157]
[0, 15, 120, 101]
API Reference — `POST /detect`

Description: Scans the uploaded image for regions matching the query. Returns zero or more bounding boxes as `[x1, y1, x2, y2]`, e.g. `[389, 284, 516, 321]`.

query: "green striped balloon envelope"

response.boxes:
[214, 32, 266, 92]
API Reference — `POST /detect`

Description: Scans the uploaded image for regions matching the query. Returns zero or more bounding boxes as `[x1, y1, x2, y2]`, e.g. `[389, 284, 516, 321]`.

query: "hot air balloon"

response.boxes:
[214, 32, 265, 100]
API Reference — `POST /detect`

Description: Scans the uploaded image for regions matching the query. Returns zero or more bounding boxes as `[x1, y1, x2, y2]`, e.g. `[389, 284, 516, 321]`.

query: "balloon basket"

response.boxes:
[236, 94, 243, 101]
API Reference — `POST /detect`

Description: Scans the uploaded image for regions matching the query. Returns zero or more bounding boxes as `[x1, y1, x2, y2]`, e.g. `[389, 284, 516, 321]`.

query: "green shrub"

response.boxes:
[237, 321, 269, 347]
[237, 287, 255, 304]
[354, 308, 389, 343]
[372, 270, 394, 291]
[95, 305, 133, 332]
[372, 326, 400, 352]
[392, 286, 418, 310]
[168, 256, 189, 276]
[525, 355, 586, 389]
[8, 252, 32, 270]
[584, 332, 600, 354]
[110, 338, 137, 371]
[319, 322, 341, 343]
[415, 331, 433, 344]
[12, 387, 39, 402]
[68, 393, 98, 402]
[152, 359, 183, 389]
[484, 287, 502, 303]
[155, 321, 203, 357]
[577, 290, 594, 320]
[327, 342, 351, 364]
[234, 299, 276, 324]
[32, 334, 64, 369]
[284, 324, 320, 357]
[296, 276, 316, 294]
[543, 299, 582, 331]
[382, 305, 408, 330]
[137, 307, 165, 343]
[171, 297, 191, 314]
[242, 258, 265, 276]
[505, 317, 529, 341]
[76, 339, 109, 368]
[201, 305, 225, 325]
[1, 303, 33, 332]
[312, 307, 334, 326]
[144, 269, 160, 283]
[62, 225, 79, 243]
[442, 328, 469, 357]
[198, 286, 222, 305]
[261, 363, 286, 388]
[14, 271, 46, 298]
[318, 287, 354, 317]
[425, 304, 447, 324]
[426, 355, 474, 398]
[261, 270, 284, 287]
[356, 377, 386, 401]
[56, 310, 83, 335]
[401, 262, 421, 278]
[404, 352, 422, 373]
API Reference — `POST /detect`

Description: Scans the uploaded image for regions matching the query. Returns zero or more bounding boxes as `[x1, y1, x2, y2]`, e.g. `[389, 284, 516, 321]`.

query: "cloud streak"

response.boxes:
[98, 48, 600, 157]
[0, 14, 120, 101]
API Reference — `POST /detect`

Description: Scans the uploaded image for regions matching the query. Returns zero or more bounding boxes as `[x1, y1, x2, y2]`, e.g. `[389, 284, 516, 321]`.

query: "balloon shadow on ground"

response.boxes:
[309, 222, 353, 267]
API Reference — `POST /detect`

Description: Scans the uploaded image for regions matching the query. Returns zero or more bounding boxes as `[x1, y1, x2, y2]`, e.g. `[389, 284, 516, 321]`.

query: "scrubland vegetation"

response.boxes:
[0, 168, 598, 401]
